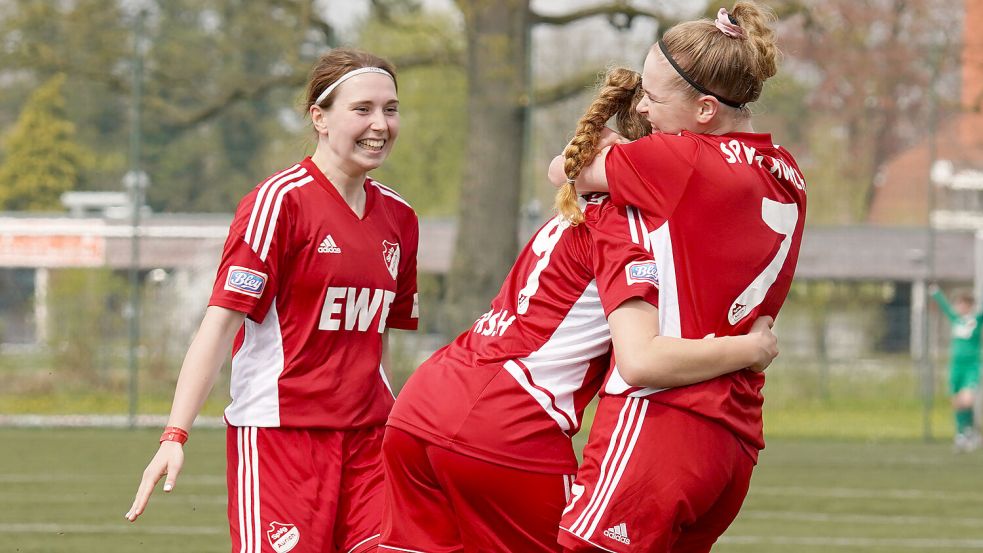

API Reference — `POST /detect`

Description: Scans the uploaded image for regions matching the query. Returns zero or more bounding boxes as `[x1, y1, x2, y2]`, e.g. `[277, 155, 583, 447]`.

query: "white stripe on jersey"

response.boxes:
[569, 398, 647, 539]
[604, 218, 679, 399]
[503, 281, 610, 434]
[370, 180, 412, 208]
[227, 304, 284, 427]
[626, 206, 652, 252]
[245, 165, 303, 250]
[347, 534, 381, 553]
[260, 175, 313, 261]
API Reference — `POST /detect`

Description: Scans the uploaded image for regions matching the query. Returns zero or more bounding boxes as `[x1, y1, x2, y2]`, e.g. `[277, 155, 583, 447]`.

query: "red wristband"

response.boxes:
[159, 426, 189, 445]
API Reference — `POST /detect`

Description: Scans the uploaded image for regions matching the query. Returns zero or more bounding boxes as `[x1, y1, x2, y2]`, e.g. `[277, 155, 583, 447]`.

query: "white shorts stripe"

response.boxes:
[250, 428, 261, 552]
[570, 398, 646, 538]
[245, 165, 302, 248]
[569, 398, 637, 534]
[584, 402, 646, 538]
[236, 427, 247, 553]
[259, 176, 313, 261]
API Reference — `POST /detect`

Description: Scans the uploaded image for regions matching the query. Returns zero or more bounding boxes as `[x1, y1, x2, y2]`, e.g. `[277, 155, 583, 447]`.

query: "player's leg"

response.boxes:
[951, 361, 976, 451]
[226, 426, 339, 553]
[426, 444, 570, 553]
[378, 427, 463, 553]
[333, 425, 386, 553]
[559, 397, 749, 553]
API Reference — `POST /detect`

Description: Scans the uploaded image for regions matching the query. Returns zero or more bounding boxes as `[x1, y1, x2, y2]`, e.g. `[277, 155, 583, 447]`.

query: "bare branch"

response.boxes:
[531, 2, 663, 28]
[532, 69, 603, 107]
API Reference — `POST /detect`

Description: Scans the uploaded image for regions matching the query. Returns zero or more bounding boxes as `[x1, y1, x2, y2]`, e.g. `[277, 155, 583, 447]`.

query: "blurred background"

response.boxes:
[2, 1, 983, 551]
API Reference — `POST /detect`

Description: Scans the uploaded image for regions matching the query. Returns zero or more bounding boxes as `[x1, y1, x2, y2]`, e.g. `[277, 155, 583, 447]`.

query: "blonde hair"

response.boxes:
[555, 68, 651, 224]
[661, 1, 780, 111]
[305, 48, 398, 111]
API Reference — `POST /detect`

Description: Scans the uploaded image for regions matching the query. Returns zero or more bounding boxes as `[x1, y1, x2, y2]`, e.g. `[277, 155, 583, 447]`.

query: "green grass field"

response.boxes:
[2, 428, 983, 552]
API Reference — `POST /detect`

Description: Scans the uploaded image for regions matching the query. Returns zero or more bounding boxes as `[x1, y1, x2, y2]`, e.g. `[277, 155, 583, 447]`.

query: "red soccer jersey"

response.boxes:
[601, 131, 807, 459]
[210, 157, 419, 429]
[388, 196, 661, 474]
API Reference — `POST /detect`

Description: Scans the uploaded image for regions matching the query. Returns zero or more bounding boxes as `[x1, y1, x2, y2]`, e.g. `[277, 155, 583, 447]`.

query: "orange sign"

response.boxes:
[0, 234, 105, 267]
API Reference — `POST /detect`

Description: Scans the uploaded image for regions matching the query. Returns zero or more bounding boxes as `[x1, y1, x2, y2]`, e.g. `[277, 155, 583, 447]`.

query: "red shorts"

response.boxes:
[379, 426, 573, 553]
[227, 425, 385, 553]
[558, 397, 754, 553]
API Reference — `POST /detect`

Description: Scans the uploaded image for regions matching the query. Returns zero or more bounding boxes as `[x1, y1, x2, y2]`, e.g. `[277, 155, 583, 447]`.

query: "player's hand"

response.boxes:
[125, 441, 185, 522]
[928, 283, 940, 295]
[596, 126, 628, 151]
[748, 316, 778, 373]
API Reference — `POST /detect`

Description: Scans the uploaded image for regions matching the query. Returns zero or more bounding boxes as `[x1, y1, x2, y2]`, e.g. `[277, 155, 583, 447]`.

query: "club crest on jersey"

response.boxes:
[224, 266, 267, 298]
[266, 521, 300, 553]
[625, 260, 659, 287]
[382, 240, 400, 280]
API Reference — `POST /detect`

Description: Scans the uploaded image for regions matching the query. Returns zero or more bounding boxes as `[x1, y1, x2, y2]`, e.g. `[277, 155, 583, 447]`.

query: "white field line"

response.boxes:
[0, 523, 223, 535]
[719, 535, 983, 549]
[753, 485, 983, 502]
[0, 492, 225, 504]
[742, 509, 983, 528]
[0, 414, 224, 428]
[0, 474, 225, 485]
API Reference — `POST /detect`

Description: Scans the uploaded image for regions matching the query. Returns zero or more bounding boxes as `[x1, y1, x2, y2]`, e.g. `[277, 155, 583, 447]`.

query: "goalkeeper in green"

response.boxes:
[931, 285, 983, 452]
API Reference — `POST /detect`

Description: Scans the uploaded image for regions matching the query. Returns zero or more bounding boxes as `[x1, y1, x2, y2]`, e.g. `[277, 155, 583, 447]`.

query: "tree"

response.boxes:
[771, 0, 961, 222]
[0, 74, 88, 210]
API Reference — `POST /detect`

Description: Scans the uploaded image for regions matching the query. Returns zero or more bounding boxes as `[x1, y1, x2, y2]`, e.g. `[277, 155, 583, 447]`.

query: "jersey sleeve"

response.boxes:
[386, 208, 419, 330]
[584, 197, 662, 316]
[931, 289, 958, 323]
[605, 132, 700, 219]
[208, 189, 285, 323]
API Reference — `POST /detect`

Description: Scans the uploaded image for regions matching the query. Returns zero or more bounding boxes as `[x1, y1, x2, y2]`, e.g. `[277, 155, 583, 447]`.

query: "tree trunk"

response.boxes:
[444, 0, 529, 333]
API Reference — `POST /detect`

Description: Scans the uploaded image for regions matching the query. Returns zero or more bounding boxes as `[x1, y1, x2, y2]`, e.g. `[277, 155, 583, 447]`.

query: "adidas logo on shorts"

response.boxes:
[603, 522, 631, 545]
[317, 235, 341, 254]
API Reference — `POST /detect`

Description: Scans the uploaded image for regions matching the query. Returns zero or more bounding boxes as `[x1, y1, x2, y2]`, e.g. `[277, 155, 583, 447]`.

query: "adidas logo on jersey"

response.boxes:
[317, 235, 341, 254]
[603, 522, 631, 545]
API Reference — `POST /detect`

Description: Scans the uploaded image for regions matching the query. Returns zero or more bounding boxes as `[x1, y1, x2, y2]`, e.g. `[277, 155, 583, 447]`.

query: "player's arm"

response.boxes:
[126, 306, 246, 522]
[929, 284, 958, 323]
[547, 127, 626, 192]
[609, 299, 777, 388]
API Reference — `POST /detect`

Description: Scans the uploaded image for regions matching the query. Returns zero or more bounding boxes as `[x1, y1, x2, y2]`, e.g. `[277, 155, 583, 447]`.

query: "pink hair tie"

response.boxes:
[715, 7, 745, 38]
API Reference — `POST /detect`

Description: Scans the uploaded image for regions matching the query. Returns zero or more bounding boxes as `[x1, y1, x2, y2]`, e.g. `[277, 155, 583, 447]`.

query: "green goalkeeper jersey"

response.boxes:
[932, 289, 983, 362]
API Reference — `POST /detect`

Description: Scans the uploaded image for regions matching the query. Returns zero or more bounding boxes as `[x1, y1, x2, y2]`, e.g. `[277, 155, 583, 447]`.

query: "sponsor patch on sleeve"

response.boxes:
[224, 266, 267, 298]
[625, 260, 659, 287]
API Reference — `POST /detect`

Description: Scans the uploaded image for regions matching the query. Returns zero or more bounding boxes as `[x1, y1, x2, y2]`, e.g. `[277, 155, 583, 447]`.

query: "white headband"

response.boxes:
[314, 67, 395, 106]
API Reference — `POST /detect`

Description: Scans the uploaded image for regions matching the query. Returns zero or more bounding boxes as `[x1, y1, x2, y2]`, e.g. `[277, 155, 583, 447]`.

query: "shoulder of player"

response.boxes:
[230, 163, 313, 225]
[240, 163, 314, 206]
[369, 178, 417, 217]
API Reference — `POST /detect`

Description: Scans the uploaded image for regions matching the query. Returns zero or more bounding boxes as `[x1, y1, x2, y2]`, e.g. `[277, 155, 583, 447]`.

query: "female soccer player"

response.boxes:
[126, 48, 418, 553]
[549, 3, 807, 552]
[378, 67, 778, 553]
[930, 284, 983, 452]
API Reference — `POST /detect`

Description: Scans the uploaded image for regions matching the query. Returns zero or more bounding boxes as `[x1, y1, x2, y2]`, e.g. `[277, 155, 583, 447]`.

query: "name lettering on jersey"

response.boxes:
[382, 240, 400, 280]
[319, 287, 396, 333]
[317, 234, 341, 254]
[719, 139, 806, 191]
[472, 307, 517, 337]
[224, 266, 267, 298]
[625, 260, 659, 287]
[267, 521, 300, 553]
